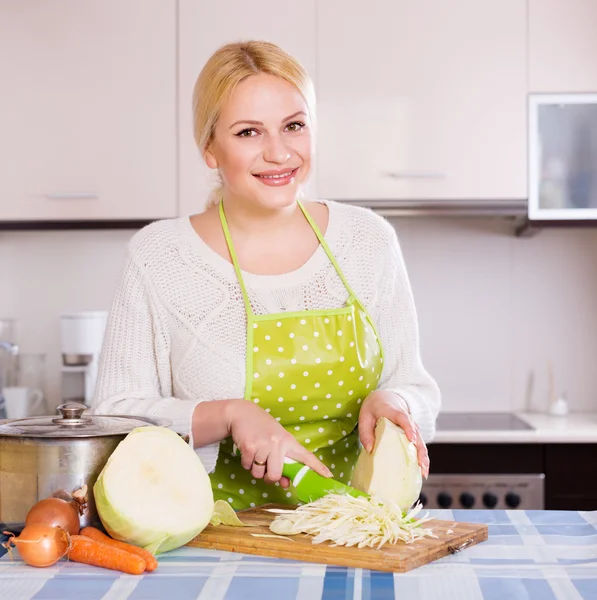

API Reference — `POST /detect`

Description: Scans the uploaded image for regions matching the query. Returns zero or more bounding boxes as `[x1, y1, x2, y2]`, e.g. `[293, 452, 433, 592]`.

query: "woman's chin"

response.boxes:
[252, 185, 302, 210]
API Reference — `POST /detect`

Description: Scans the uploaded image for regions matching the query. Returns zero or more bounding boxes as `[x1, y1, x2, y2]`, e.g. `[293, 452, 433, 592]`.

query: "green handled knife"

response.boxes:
[231, 445, 369, 503]
[282, 457, 370, 503]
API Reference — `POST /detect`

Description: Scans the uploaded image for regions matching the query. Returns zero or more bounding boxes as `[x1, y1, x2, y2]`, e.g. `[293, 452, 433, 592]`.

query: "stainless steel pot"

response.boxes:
[0, 402, 171, 531]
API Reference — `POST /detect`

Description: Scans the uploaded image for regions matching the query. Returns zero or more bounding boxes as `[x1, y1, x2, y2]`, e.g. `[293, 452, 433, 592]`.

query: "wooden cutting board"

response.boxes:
[187, 504, 488, 573]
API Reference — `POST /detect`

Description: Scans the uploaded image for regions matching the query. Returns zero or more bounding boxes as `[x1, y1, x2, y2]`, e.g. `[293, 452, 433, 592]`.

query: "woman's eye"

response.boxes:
[286, 121, 305, 132]
[236, 128, 257, 138]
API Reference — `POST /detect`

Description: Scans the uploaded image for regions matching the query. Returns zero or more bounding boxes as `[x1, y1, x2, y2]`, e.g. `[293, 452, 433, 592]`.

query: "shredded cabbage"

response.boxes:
[268, 493, 435, 549]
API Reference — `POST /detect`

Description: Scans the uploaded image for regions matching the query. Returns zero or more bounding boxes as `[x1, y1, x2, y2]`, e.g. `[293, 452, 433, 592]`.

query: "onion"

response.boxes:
[25, 497, 81, 535]
[2, 524, 70, 567]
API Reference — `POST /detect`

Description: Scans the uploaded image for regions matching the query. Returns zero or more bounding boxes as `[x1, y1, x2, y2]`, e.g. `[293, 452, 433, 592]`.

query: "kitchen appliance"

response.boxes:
[421, 474, 544, 510]
[4, 353, 48, 418]
[60, 311, 108, 405]
[0, 402, 170, 532]
[529, 93, 597, 221]
[0, 318, 19, 420]
[3, 387, 44, 419]
[188, 504, 488, 573]
[422, 412, 545, 510]
[435, 412, 534, 431]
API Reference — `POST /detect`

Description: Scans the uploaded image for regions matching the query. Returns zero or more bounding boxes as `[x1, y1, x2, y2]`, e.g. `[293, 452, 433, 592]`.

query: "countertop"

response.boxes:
[1, 509, 596, 600]
[432, 412, 597, 444]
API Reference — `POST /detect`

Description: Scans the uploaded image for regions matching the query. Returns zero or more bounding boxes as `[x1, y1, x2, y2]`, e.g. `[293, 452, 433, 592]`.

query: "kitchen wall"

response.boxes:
[2, 218, 597, 415]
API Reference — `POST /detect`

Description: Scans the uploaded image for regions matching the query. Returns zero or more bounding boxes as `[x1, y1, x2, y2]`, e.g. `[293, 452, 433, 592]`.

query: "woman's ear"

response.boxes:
[204, 143, 218, 170]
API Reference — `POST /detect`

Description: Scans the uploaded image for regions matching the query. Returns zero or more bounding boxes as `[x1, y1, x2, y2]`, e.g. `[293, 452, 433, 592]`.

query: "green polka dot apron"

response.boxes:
[210, 200, 384, 510]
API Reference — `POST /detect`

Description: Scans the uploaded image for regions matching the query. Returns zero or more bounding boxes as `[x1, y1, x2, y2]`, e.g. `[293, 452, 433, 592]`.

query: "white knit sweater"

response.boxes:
[92, 200, 441, 473]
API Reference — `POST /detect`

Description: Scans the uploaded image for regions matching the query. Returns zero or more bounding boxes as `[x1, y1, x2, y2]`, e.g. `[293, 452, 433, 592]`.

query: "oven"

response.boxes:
[420, 413, 546, 510]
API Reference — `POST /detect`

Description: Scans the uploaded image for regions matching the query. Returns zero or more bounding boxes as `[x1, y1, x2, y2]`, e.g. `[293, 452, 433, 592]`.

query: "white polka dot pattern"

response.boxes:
[211, 300, 382, 510]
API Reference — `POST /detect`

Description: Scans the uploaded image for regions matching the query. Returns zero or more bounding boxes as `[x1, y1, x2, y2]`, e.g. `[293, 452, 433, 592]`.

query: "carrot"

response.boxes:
[68, 535, 146, 575]
[80, 527, 158, 572]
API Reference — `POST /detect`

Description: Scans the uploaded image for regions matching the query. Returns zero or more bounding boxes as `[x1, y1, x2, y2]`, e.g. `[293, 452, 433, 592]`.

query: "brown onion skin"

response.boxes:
[25, 498, 81, 535]
[9, 524, 70, 567]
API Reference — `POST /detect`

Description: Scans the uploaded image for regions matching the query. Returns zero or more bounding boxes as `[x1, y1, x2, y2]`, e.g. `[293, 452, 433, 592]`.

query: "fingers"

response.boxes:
[358, 410, 377, 453]
[292, 445, 333, 478]
[263, 444, 285, 485]
[413, 426, 430, 479]
[390, 409, 417, 444]
[392, 411, 430, 478]
[280, 476, 290, 489]
[362, 404, 430, 478]
[240, 446, 256, 471]
[250, 451, 269, 480]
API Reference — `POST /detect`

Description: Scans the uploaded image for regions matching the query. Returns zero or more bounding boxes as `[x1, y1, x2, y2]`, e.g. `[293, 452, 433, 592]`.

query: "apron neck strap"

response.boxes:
[219, 201, 253, 317]
[297, 200, 359, 300]
[218, 199, 360, 316]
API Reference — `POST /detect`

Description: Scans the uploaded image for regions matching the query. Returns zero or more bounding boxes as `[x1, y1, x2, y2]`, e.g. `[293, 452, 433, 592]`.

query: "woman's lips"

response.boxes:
[253, 167, 299, 187]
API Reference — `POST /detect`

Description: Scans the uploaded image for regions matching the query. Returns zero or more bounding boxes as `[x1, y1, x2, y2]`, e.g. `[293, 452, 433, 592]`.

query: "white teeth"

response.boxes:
[258, 171, 294, 179]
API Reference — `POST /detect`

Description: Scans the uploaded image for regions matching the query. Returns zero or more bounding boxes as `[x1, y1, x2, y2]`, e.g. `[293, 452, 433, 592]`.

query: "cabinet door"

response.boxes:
[316, 0, 527, 201]
[529, 0, 597, 93]
[178, 0, 317, 216]
[545, 445, 597, 510]
[0, 1, 176, 221]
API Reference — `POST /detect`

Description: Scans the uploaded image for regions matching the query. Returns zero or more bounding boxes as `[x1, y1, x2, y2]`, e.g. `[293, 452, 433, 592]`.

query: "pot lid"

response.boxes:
[0, 403, 172, 438]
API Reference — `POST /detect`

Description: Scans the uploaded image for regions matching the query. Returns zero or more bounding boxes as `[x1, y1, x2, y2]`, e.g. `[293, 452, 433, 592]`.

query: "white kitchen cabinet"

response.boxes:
[529, 0, 597, 93]
[316, 0, 527, 201]
[0, 1, 177, 221]
[178, 0, 317, 216]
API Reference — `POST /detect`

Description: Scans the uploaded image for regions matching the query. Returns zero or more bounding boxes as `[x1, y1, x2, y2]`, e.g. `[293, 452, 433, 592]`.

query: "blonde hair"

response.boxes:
[192, 41, 316, 208]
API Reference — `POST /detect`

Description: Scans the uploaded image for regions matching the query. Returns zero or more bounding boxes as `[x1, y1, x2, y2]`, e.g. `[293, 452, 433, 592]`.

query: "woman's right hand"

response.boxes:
[226, 399, 333, 488]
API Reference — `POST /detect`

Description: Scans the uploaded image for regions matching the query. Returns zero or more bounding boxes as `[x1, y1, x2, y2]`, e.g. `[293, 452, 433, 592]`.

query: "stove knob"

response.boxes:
[419, 493, 428, 507]
[482, 492, 498, 509]
[459, 492, 475, 509]
[437, 492, 452, 508]
[505, 492, 521, 508]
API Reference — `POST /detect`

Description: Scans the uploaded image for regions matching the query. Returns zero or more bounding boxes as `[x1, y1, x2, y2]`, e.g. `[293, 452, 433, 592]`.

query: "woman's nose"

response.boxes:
[262, 134, 291, 164]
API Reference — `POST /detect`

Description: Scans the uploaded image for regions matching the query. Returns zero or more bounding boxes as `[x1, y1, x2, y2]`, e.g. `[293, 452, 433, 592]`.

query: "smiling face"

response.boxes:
[204, 73, 313, 210]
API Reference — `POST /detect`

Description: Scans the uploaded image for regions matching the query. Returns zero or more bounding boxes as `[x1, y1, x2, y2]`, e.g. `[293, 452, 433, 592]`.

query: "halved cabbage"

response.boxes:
[94, 426, 214, 554]
[352, 417, 422, 511]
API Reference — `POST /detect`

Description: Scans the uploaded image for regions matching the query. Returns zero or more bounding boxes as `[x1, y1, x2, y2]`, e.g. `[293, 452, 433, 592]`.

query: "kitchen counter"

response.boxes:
[2, 509, 596, 600]
[432, 412, 597, 443]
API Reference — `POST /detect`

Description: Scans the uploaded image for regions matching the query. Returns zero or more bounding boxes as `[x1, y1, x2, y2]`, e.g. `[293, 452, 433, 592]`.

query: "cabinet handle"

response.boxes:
[44, 192, 99, 200]
[382, 170, 446, 180]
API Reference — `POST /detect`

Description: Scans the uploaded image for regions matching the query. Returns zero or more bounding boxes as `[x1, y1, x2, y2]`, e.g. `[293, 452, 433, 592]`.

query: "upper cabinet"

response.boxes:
[4, 1, 596, 222]
[178, 0, 317, 216]
[529, 0, 597, 93]
[316, 0, 527, 201]
[0, 1, 177, 221]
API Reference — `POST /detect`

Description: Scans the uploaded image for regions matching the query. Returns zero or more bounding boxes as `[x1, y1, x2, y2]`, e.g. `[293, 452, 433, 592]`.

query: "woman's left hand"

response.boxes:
[358, 390, 430, 478]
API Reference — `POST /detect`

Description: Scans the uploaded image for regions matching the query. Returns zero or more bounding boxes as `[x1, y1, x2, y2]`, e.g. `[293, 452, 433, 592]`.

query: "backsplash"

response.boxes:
[393, 218, 597, 415]
[1, 217, 597, 414]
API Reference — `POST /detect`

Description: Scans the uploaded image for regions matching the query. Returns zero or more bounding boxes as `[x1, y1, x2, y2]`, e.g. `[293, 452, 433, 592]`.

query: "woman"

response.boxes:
[92, 41, 440, 510]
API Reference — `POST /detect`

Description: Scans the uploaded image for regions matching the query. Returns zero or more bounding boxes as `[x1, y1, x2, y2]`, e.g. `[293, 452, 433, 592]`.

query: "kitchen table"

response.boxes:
[1, 509, 596, 600]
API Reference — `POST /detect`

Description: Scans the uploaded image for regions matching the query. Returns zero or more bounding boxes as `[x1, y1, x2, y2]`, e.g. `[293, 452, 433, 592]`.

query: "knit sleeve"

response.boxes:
[91, 246, 220, 473]
[373, 222, 441, 442]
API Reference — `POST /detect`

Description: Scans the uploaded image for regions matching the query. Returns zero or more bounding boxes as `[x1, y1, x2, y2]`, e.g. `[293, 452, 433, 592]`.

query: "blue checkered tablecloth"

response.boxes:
[1, 509, 596, 600]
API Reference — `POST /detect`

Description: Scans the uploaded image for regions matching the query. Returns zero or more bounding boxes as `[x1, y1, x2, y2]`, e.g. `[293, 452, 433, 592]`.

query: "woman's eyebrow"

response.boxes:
[229, 111, 307, 130]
